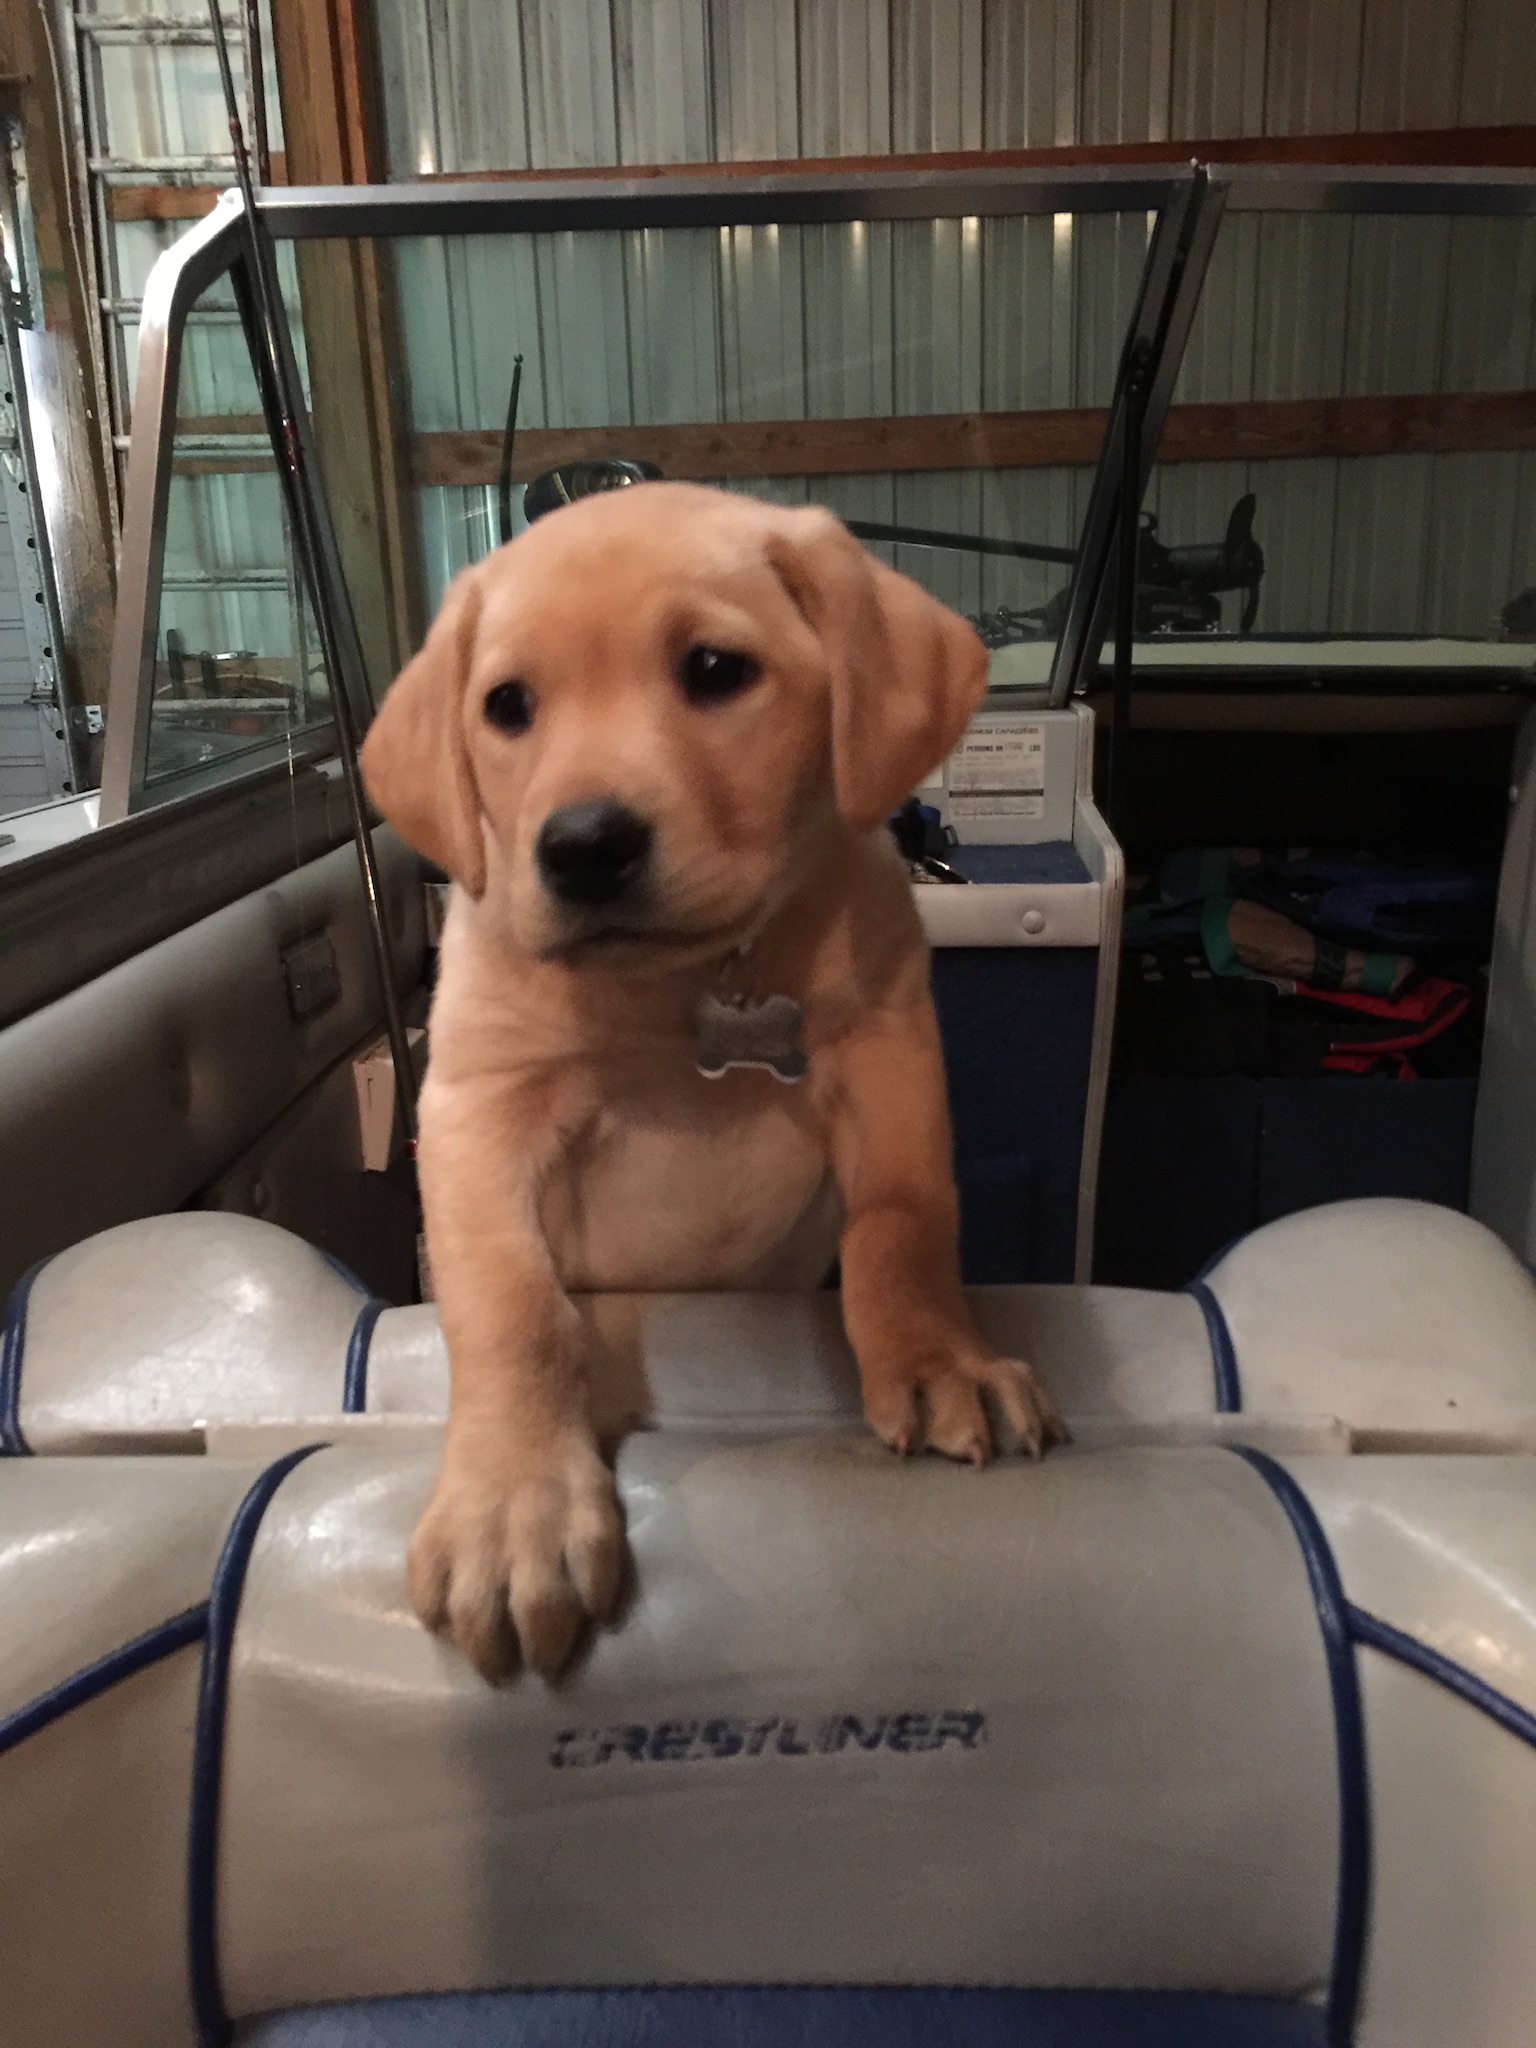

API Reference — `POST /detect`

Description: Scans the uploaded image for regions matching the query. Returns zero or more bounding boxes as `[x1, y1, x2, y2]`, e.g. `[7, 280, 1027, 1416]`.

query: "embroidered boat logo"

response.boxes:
[550, 1709, 986, 1768]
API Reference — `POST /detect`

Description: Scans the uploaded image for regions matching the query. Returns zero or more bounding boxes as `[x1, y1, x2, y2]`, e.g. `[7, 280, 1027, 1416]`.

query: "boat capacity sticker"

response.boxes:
[947, 722, 1045, 795]
[949, 792, 1045, 820]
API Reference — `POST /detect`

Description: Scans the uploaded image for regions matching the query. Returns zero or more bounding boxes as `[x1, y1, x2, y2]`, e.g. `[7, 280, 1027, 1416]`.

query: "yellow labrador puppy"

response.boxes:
[362, 482, 1065, 1682]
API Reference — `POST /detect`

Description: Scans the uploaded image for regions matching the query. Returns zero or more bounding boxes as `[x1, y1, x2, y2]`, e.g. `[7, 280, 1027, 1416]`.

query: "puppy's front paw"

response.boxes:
[407, 1430, 624, 1683]
[861, 1349, 1069, 1465]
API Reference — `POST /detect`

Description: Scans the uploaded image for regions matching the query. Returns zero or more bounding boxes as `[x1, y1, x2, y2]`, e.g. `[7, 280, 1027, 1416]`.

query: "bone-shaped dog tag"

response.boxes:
[696, 991, 808, 1083]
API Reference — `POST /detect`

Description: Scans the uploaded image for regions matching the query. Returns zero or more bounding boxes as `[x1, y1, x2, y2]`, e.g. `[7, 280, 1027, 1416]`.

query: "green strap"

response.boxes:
[1201, 895, 1243, 978]
[1198, 847, 1232, 898]
[1359, 951, 1401, 997]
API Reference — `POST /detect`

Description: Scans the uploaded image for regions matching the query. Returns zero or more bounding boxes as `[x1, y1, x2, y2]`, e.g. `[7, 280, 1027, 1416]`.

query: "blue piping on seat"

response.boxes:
[342, 1298, 388, 1413]
[1347, 1604, 1536, 1753]
[0, 1258, 48, 1455]
[237, 1985, 1330, 2046]
[1187, 1280, 1242, 1413]
[0, 1602, 208, 1757]
[189, 1444, 326, 2048]
[1193, 1233, 1245, 1285]
[319, 1249, 373, 1298]
[1231, 1448, 1369, 2048]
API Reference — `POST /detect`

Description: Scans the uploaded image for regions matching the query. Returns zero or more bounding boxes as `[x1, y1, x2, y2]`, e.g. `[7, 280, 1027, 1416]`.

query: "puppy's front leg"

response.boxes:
[825, 999, 1069, 1464]
[409, 1074, 622, 1682]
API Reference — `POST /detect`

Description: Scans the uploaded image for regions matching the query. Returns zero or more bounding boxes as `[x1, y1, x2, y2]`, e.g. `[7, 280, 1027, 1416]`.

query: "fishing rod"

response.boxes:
[206, 0, 420, 1161]
[842, 517, 1078, 568]
[497, 353, 523, 545]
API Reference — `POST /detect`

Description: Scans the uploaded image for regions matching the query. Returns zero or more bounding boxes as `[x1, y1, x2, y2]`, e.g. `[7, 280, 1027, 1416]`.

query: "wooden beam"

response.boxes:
[418, 126, 1536, 187]
[411, 391, 1536, 488]
[106, 158, 287, 221]
[109, 124, 1536, 223]
[269, 0, 422, 695]
[1163, 391, 1536, 462]
[415, 412, 1105, 485]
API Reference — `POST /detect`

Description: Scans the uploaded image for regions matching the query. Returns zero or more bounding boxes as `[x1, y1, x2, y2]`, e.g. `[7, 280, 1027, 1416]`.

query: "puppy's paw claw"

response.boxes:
[861, 1350, 1068, 1466]
[407, 1433, 624, 1684]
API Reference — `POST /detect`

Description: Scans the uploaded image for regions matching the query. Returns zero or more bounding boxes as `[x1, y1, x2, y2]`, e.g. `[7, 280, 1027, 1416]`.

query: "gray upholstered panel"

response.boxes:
[0, 829, 424, 1299]
[216, 1441, 1339, 2012]
[371, 1286, 1215, 1436]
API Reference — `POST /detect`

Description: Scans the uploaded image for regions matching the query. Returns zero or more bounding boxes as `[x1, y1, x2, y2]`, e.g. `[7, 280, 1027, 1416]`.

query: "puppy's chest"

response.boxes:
[543, 1057, 838, 1291]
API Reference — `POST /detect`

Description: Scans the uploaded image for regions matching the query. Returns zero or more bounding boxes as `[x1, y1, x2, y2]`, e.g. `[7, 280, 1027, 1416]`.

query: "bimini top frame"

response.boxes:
[101, 161, 1536, 825]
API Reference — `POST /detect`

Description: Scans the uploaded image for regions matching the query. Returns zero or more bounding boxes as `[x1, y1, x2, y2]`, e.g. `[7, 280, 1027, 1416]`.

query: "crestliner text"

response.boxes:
[549, 1709, 987, 1768]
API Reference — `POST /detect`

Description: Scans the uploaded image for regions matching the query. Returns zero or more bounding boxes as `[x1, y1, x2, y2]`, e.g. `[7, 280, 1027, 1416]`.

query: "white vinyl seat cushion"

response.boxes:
[0, 1457, 271, 2048]
[1, 1448, 1533, 2044]
[1267, 1456, 1536, 2048]
[5, 1199, 1534, 1456]
[6, 1211, 372, 1453]
[1201, 1199, 1536, 1443]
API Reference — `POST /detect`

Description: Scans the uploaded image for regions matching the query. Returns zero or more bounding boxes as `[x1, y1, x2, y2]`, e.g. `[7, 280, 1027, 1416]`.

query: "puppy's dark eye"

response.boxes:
[484, 680, 534, 734]
[681, 645, 760, 706]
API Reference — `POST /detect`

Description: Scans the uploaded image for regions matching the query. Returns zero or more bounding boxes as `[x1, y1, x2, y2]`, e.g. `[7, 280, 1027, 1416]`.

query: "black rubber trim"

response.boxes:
[1231, 1448, 1369, 2048]
[0, 1602, 209, 1757]
[1348, 1604, 1536, 1752]
[342, 1298, 387, 1413]
[188, 1444, 326, 2048]
[1187, 1279, 1243, 1413]
[0, 1258, 48, 1455]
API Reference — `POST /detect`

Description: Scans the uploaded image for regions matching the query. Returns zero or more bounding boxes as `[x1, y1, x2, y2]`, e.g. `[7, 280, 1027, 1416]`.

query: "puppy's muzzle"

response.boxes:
[536, 798, 653, 908]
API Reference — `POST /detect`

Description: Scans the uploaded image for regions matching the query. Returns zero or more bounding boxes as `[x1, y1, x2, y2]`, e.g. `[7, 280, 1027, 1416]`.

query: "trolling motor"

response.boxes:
[1134, 491, 1264, 633]
[988, 491, 1264, 644]
[522, 458, 663, 524]
[493, 349, 661, 536]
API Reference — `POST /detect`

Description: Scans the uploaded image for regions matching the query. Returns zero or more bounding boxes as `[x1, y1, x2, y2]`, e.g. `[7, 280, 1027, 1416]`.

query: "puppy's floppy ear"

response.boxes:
[766, 505, 988, 831]
[361, 568, 487, 896]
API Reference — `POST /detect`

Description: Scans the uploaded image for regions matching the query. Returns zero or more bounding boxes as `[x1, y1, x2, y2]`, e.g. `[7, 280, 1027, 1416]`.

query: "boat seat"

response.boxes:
[2, 1439, 1533, 2048]
[4, 1199, 1533, 1456]
[3, 1199, 1535, 2045]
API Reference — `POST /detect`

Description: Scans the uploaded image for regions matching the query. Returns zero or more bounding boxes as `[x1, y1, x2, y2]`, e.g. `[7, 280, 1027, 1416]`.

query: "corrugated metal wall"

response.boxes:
[81, 0, 1536, 669]
[371, 0, 1536, 634]
[373, 0, 1536, 174]
[1158, 207, 1536, 632]
[400, 207, 1149, 617]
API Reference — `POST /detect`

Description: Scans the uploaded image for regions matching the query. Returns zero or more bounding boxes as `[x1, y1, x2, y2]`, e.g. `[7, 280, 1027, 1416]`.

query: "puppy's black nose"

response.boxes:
[536, 799, 653, 907]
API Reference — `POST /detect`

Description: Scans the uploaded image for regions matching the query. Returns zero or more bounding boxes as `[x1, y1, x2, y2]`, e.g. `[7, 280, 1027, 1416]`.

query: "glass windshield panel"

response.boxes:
[141, 256, 331, 796]
[1140, 207, 1536, 654]
[388, 211, 1160, 671]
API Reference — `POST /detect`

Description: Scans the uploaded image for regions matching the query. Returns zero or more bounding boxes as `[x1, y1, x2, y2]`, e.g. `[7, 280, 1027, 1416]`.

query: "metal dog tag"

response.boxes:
[696, 991, 808, 1084]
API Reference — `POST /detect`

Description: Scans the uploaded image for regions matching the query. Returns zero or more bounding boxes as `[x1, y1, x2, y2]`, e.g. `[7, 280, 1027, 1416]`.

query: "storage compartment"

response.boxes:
[1091, 696, 1520, 1289]
[917, 703, 1122, 1286]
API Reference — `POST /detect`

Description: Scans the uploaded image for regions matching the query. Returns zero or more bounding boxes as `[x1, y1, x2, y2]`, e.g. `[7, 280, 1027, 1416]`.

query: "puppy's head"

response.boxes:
[361, 482, 986, 964]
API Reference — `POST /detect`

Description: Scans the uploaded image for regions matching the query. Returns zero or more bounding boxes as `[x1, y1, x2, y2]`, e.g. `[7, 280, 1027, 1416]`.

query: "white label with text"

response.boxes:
[949, 793, 1046, 820]
[947, 722, 1045, 795]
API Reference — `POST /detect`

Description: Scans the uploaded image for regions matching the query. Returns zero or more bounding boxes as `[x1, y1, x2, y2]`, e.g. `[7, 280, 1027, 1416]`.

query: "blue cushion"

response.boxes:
[238, 1986, 1327, 2047]
[949, 842, 1091, 885]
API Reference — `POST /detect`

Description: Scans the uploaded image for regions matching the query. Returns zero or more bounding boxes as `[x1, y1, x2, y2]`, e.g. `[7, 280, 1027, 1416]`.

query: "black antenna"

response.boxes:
[206, 0, 419, 1156]
[497, 353, 524, 546]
